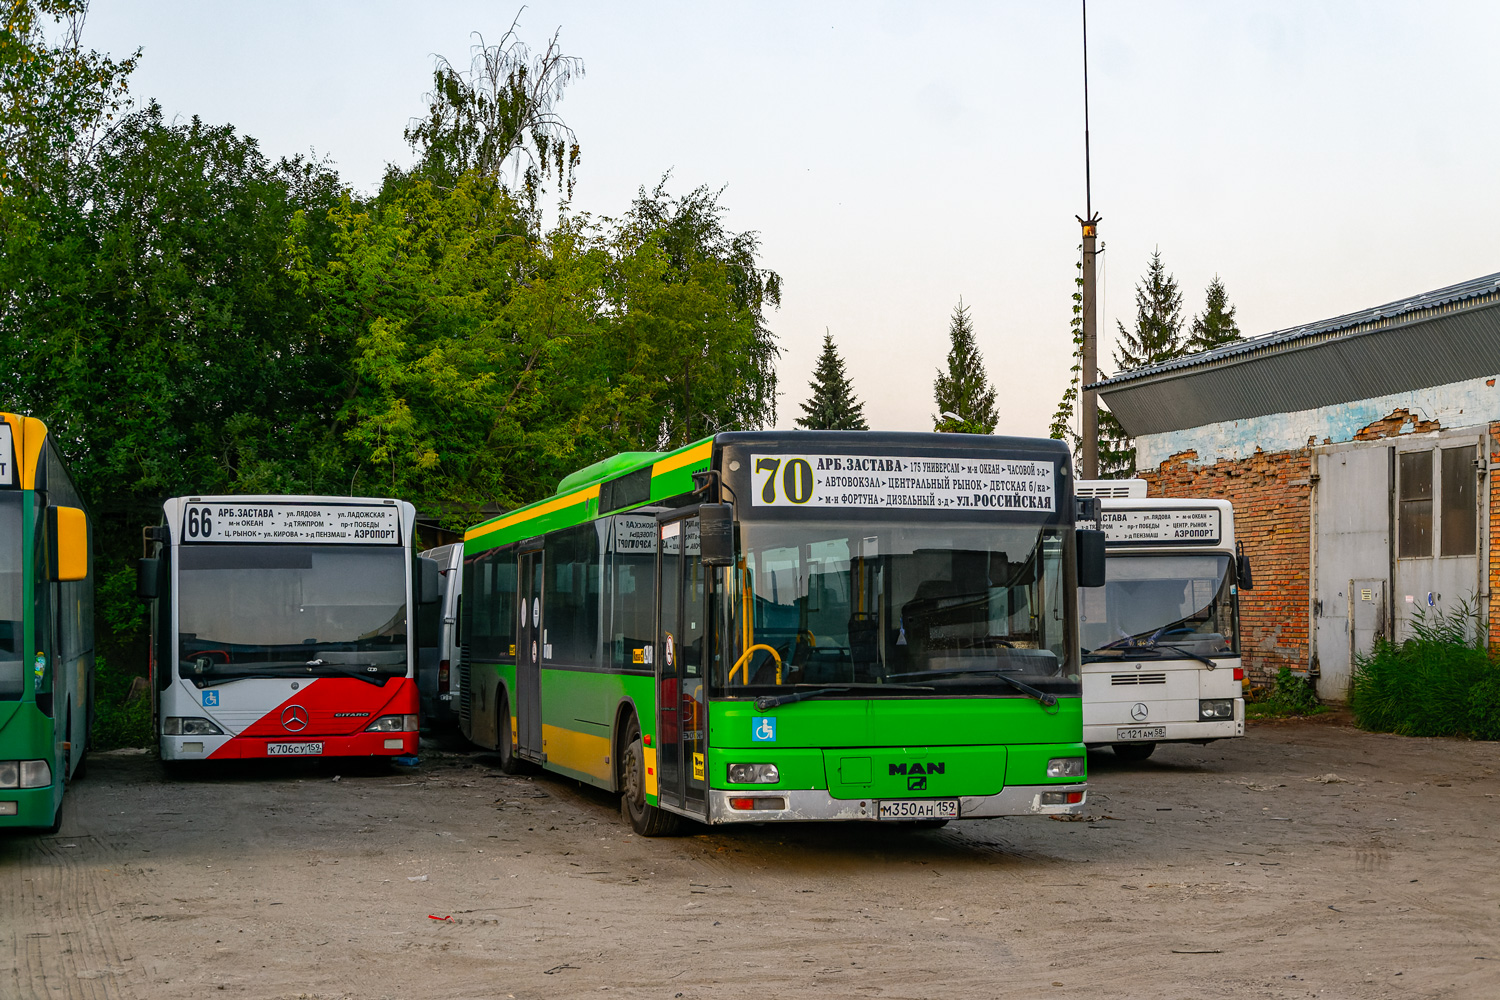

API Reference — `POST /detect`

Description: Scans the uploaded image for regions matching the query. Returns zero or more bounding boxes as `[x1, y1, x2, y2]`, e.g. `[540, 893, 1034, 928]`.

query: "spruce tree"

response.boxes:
[1113, 248, 1185, 373]
[933, 298, 998, 434]
[1099, 249, 1186, 476]
[1185, 275, 1242, 354]
[796, 331, 869, 431]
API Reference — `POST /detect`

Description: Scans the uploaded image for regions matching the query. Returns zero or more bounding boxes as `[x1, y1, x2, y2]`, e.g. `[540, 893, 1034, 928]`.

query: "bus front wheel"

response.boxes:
[496, 690, 527, 776]
[1112, 742, 1157, 762]
[620, 716, 681, 837]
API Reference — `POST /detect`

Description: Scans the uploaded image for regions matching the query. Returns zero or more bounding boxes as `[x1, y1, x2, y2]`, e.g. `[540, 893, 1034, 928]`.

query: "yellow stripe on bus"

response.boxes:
[651, 441, 711, 478]
[541, 723, 613, 783]
[465, 484, 600, 543]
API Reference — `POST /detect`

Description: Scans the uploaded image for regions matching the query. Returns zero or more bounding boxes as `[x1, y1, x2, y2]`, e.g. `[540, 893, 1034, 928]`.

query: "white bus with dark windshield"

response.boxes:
[1075, 481, 1252, 761]
[138, 496, 438, 762]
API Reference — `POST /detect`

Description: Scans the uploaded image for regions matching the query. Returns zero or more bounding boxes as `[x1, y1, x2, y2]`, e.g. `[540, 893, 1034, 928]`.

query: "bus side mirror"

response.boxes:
[1237, 543, 1254, 590]
[48, 506, 88, 582]
[1077, 529, 1106, 588]
[699, 503, 734, 567]
[419, 557, 441, 605]
[136, 557, 160, 600]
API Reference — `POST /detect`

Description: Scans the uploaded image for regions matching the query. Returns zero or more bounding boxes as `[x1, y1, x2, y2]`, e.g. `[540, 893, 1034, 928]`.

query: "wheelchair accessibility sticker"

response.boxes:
[202, 690, 219, 707]
[752, 717, 776, 742]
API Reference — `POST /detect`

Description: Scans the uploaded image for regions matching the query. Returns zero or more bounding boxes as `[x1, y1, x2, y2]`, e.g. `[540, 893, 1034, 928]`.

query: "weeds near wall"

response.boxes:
[1247, 667, 1327, 719]
[91, 654, 153, 751]
[1351, 600, 1500, 740]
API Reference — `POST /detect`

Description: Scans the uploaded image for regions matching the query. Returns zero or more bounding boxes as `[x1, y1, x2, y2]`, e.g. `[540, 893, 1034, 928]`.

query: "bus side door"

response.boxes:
[656, 514, 707, 820]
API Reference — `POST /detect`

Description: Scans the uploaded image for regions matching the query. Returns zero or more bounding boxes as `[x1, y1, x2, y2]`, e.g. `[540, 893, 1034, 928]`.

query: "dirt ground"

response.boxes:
[5, 714, 1498, 1000]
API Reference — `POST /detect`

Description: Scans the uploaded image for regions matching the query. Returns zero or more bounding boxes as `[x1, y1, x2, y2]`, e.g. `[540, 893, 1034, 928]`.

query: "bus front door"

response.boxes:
[516, 549, 544, 762]
[656, 514, 707, 820]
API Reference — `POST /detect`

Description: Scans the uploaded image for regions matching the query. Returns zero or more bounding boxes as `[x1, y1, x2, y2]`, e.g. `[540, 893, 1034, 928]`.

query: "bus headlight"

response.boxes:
[1047, 757, 1085, 778]
[1200, 699, 1234, 720]
[20, 760, 52, 788]
[726, 763, 780, 784]
[162, 717, 225, 736]
[0, 761, 18, 787]
[366, 715, 419, 732]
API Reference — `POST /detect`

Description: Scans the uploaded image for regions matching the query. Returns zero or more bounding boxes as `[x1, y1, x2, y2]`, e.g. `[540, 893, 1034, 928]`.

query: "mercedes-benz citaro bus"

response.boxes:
[1075, 480, 1251, 761]
[2, 413, 94, 833]
[139, 495, 438, 763]
[459, 431, 1105, 835]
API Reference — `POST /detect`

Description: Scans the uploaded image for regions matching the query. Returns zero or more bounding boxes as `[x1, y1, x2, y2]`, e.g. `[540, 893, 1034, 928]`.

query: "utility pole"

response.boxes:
[1077, 0, 1101, 480]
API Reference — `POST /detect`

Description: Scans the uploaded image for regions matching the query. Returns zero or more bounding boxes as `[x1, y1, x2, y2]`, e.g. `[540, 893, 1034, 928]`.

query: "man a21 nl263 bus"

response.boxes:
[138, 495, 438, 762]
[1075, 480, 1252, 761]
[459, 431, 1105, 835]
[2, 414, 93, 833]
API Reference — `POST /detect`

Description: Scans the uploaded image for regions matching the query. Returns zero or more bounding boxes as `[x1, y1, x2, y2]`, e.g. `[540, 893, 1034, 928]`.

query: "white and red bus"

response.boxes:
[139, 495, 437, 762]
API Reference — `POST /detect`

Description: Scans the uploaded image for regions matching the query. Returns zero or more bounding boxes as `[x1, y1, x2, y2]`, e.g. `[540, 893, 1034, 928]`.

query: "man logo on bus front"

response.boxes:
[282, 705, 310, 732]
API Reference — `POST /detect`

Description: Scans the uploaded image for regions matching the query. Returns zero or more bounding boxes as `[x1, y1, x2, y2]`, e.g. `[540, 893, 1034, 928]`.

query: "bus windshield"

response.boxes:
[177, 544, 409, 685]
[1081, 553, 1237, 657]
[723, 519, 1078, 699]
[0, 495, 22, 699]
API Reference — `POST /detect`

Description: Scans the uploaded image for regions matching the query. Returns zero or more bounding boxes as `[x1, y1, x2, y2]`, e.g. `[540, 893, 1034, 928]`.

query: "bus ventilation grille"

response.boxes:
[457, 644, 472, 728]
[1111, 673, 1167, 685]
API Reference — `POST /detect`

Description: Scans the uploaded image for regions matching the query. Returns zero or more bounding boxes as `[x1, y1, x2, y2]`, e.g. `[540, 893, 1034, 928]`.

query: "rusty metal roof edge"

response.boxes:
[1088, 270, 1500, 393]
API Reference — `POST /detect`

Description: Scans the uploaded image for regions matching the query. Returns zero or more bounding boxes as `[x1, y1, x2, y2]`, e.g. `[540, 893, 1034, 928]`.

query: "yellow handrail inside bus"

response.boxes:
[728, 644, 783, 686]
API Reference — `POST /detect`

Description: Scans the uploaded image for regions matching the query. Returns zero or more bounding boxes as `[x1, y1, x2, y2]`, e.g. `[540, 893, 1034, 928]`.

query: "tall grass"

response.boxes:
[1350, 600, 1500, 740]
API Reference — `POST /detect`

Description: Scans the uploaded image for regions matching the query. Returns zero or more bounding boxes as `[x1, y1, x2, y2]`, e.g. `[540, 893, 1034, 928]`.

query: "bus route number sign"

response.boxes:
[749, 454, 1055, 512]
[181, 504, 401, 544]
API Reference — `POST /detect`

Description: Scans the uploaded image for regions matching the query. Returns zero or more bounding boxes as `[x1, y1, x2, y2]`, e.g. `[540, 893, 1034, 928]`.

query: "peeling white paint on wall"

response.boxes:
[1135, 374, 1500, 469]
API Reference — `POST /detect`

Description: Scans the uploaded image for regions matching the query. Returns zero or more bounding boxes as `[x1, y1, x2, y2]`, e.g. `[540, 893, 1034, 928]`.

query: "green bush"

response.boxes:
[90, 653, 153, 751]
[1350, 601, 1500, 740]
[1250, 666, 1326, 717]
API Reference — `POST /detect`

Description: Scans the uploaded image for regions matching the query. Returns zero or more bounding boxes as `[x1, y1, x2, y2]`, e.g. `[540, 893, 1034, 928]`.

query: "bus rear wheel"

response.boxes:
[620, 716, 681, 837]
[1112, 742, 1157, 762]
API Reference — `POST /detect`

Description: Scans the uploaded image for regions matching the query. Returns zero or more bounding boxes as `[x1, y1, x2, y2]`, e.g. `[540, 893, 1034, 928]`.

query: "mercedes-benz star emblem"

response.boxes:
[1130, 702, 1149, 722]
[281, 705, 310, 732]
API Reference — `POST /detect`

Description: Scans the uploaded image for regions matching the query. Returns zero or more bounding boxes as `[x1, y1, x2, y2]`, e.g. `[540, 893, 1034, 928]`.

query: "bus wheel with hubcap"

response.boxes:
[1112, 742, 1156, 762]
[620, 716, 681, 837]
[496, 690, 527, 775]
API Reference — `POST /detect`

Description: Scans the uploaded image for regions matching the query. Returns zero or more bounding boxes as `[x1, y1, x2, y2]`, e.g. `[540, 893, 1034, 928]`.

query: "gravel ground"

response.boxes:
[5, 713, 1498, 999]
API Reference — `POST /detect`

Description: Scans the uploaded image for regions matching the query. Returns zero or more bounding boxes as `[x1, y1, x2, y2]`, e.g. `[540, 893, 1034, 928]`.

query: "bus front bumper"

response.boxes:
[706, 783, 1088, 824]
[0, 785, 58, 828]
[161, 731, 417, 761]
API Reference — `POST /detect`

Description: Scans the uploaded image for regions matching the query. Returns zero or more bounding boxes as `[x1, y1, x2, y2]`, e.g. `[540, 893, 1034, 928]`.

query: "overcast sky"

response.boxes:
[85, 1, 1500, 438]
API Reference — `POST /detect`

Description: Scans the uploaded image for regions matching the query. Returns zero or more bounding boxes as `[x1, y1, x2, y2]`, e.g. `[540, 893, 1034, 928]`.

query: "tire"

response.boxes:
[43, 798, 63, 835]
[905, 819, 949, 830]
[1112, 742, 1157, 762]
[496, 690, 528, 775]
[619, 715, 681, 837]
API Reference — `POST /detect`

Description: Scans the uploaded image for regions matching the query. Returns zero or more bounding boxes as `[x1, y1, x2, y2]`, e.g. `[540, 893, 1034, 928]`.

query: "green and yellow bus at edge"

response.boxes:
[1, 414, 94, 833]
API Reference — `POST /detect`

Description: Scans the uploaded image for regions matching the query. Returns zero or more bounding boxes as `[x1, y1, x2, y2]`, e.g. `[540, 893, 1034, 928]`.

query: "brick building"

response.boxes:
[1091, 272, 1500, 700]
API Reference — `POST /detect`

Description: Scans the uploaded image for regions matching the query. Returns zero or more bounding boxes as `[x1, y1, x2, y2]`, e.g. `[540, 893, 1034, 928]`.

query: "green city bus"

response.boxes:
[459, 431, 1098, 835]
[1, 414, 93, 833]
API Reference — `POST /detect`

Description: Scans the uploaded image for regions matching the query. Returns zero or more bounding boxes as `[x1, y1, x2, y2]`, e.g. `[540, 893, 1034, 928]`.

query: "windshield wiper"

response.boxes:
[1153, 644, 1219, 669]
[752, 683, 936, 710]
[892, 667, 1058, 707]
[182, 661, 402, 686]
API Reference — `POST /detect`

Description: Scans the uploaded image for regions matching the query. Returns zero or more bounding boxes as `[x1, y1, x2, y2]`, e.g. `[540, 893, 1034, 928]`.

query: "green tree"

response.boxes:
[1185, 274, 1241, 354]
[796, 331, 868, 430]
[1097, 249, 1186, 476]
[402, 12, 582, 209]
[933, 298, 997, 434]
[1, 0, 138, 201]
[1113, 248, 1185, 373]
